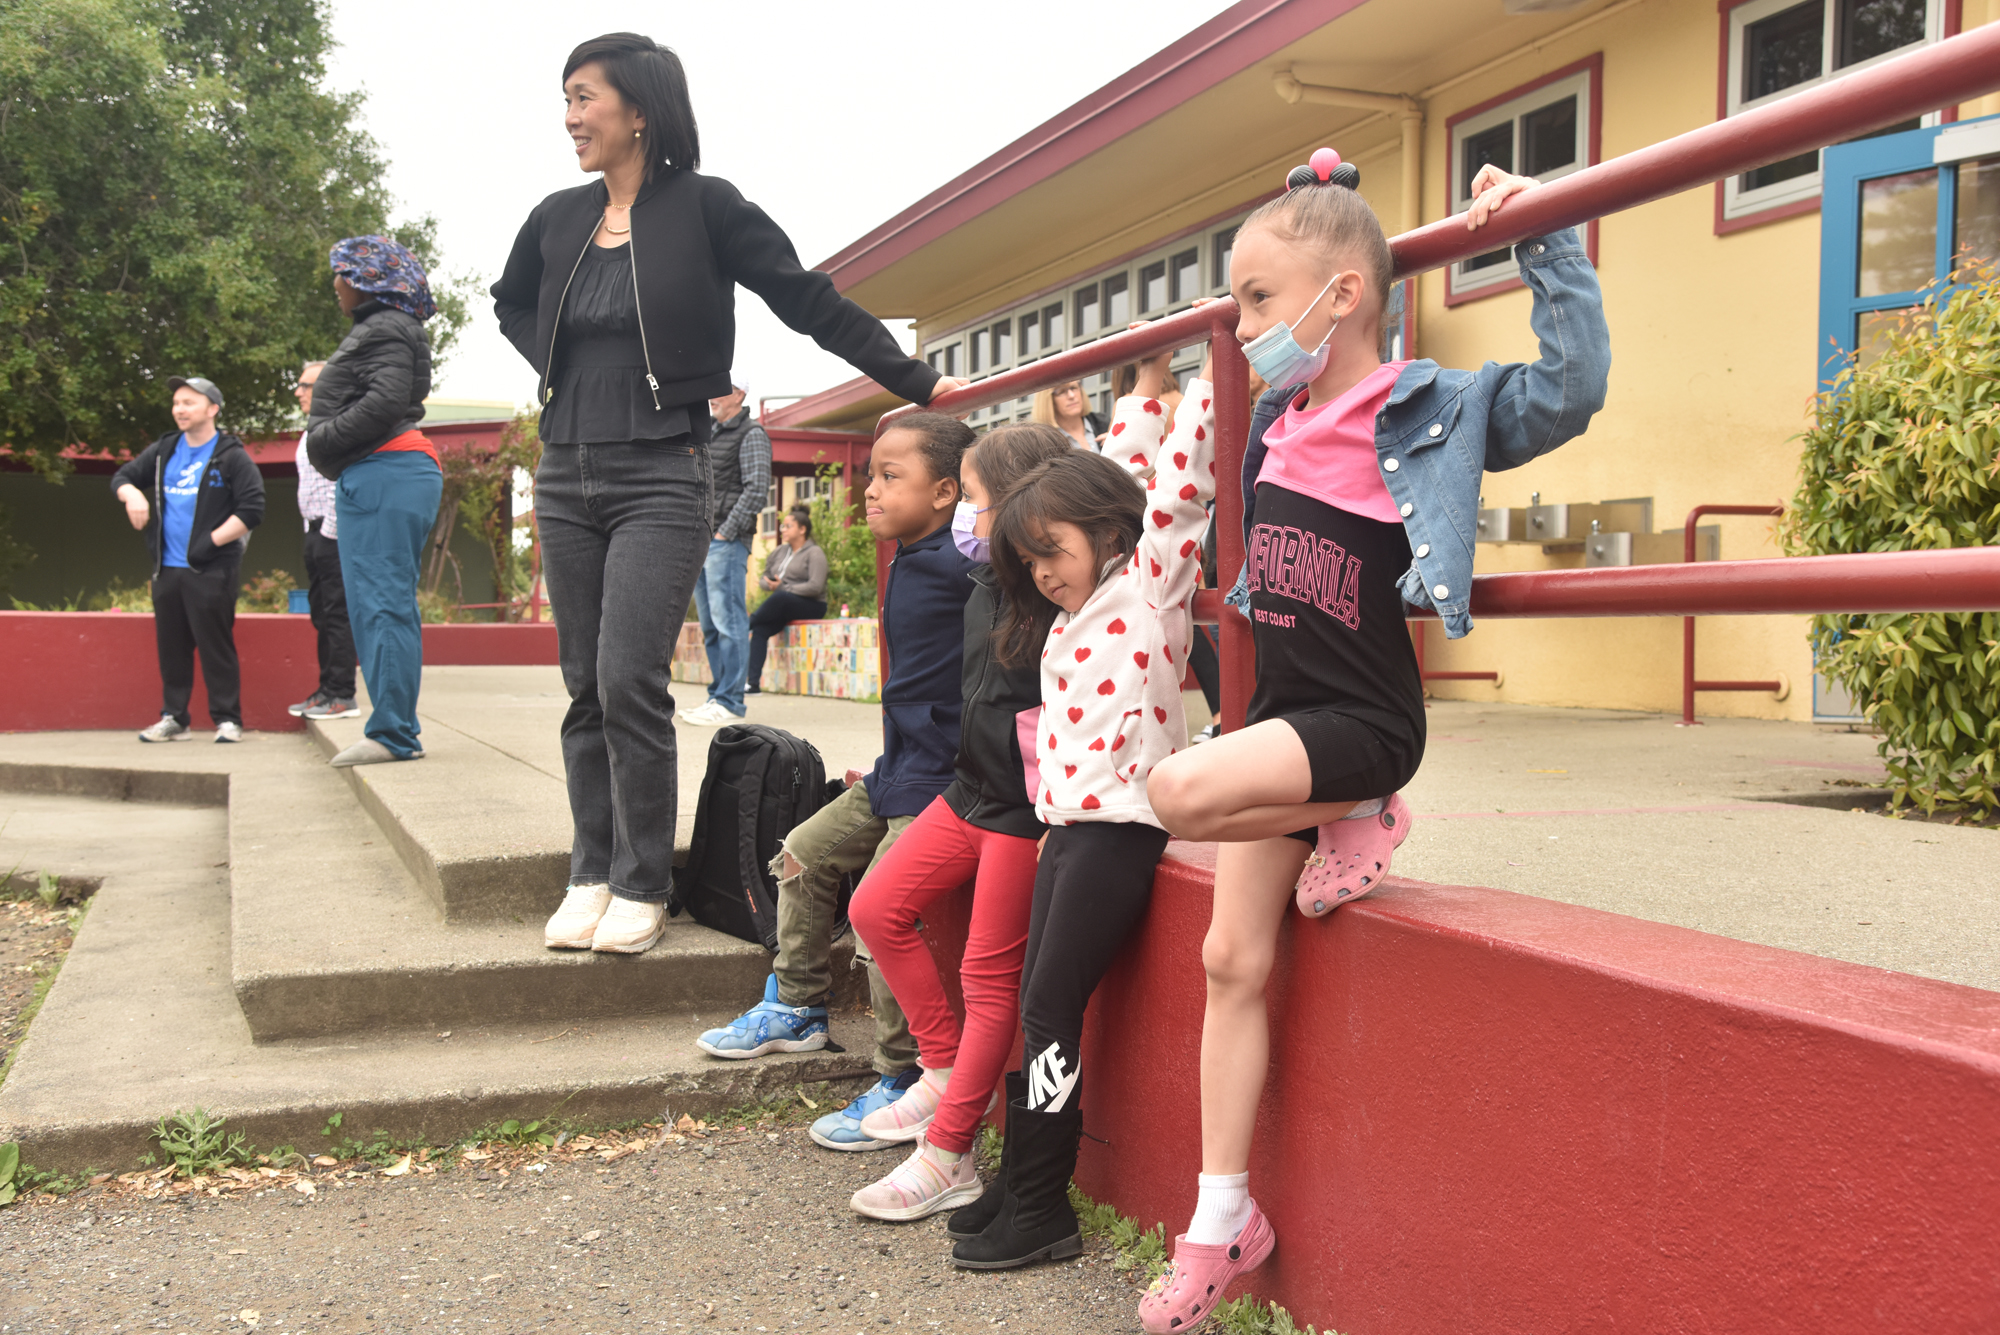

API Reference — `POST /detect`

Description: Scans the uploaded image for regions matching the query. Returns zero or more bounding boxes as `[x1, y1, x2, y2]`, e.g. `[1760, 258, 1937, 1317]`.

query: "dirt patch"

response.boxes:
[0, 894, 83, 1078]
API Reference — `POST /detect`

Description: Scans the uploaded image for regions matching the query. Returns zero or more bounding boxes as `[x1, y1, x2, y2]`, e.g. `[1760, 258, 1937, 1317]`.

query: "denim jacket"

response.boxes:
[1227, 228, 1610, 639]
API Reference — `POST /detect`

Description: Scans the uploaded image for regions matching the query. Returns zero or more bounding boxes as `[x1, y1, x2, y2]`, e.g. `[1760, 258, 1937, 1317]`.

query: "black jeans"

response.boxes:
[1018, 821, 1171, 1113]
[303, 521, 357, 698]
[152, 563, 242, 726]
[536, 439, 710, 903]
[746, 590, 828, 688]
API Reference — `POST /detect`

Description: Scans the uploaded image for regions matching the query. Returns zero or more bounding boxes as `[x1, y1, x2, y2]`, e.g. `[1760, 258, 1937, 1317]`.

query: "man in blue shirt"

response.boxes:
[111, 376, 266, 742]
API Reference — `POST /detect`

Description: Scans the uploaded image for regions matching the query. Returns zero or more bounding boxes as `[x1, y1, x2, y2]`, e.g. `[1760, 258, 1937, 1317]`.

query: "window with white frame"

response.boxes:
[1722, 0, 1941, 222]
[1450, 66, 1594, 296]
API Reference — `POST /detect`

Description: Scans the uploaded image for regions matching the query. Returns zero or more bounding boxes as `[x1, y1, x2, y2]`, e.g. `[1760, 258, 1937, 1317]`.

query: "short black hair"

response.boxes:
[878, 412, 974, 491]
[788, 504, 812, 537]
[563, 33, 700, 177]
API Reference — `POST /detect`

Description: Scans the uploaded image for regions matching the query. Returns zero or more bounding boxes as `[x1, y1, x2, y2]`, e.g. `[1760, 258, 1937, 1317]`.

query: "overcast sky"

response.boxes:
[322, 0, 1229, 411]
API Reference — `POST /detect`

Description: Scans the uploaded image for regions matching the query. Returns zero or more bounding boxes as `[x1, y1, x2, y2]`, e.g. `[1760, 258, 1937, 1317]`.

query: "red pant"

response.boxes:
[848, 797, 1040, 1154]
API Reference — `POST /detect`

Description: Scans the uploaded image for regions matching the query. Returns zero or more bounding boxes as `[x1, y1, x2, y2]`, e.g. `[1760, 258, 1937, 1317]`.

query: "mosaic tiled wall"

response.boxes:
[673, 618, 881, 702]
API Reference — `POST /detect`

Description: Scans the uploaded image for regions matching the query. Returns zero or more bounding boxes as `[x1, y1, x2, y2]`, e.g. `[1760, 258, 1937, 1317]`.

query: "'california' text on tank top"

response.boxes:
[1245, 522, 1362, 631]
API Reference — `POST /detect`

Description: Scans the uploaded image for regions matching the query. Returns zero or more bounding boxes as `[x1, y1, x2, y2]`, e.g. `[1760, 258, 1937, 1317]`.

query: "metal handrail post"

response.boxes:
[1210, 306, 1254, 734]
[1680, 504, 1785, 725]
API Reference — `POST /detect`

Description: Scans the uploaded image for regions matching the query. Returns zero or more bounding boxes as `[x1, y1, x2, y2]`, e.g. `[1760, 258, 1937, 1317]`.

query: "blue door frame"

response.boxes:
[1818, 114, 2000, 387]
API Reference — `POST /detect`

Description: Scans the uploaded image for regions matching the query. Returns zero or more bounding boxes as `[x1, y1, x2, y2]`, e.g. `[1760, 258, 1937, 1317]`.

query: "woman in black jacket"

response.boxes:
[493, 32, 963, 956]
[304, 235, 442, 770]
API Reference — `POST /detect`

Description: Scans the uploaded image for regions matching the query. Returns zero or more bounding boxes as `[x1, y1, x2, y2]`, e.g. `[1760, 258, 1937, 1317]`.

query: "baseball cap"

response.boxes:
[167, 376, 224, 408]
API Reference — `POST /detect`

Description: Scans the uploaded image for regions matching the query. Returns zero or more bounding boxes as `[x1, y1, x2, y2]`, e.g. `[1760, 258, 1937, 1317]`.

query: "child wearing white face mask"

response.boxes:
[1136, 148, 1610, 1334]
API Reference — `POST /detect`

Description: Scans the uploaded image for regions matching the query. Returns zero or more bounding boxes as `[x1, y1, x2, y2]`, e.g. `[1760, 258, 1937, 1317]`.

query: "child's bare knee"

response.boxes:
[1202, 930, 1271, 995]
[780, 850, 803, 880]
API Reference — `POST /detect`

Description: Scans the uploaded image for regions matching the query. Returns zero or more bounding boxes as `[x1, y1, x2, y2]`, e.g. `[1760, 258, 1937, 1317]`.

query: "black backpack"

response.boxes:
[676, 723, 843, 951]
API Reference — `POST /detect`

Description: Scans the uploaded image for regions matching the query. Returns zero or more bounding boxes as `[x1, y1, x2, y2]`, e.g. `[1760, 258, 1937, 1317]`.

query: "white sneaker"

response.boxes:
[677, 699, 721, 722]
[545, 883, 612, 949]
[682, 701, 742, 727]
[214, 722, 243, 743]
[591, 897, 666, 953]
[138, 716, 189, 743]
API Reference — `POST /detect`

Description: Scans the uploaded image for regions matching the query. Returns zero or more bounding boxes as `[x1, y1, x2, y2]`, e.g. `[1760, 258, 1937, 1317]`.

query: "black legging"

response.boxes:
[1017, 821, 1171, 1114]
[746, 590, 828, 688]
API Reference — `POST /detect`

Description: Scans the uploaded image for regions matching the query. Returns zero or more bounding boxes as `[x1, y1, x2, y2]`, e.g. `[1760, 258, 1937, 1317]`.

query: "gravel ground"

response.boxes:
[0, 1122, 1150, 1335]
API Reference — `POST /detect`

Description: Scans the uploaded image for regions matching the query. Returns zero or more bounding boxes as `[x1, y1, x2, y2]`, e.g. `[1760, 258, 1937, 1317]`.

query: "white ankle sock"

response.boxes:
[1339, 796, 1386, 820]
[929, 1144, 963, 1165]
[1185, 1172, 1251, 1245]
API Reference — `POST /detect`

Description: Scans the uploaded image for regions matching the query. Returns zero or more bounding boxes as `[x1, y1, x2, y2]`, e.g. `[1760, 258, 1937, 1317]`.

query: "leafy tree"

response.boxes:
[1784, 264, 2000, 816]
[0, 0, 469, 474]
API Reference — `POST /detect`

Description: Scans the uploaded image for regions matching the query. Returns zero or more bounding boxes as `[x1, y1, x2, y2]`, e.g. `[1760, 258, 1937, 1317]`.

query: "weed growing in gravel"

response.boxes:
[975, 1123, 1003, 1175]
[708, 1081, 852, 1130]
[1068, 1183, 1169, 1281]
[0, 959, 62, 1086]
[149, 1108, 254, 1177]
[493, 1118, 557, 1148]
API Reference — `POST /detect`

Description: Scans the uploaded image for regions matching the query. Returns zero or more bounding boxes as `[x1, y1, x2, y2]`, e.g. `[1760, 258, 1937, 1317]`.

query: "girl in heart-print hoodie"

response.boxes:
[946, 343, 1214, 1272]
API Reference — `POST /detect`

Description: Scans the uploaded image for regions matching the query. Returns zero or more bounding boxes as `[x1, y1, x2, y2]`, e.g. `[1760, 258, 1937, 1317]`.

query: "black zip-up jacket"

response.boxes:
[305, 300, 432, 480]
[870, 525, 977, 819]
[489, 170, 941, 413]
[109, 429, 265, 575]
[941, 564, 1056, 841]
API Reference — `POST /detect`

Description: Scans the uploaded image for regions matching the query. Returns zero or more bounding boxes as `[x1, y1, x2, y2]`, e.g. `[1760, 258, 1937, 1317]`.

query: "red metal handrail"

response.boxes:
[874, 26, 2000, 731]
[1681, 505, 1786, 725]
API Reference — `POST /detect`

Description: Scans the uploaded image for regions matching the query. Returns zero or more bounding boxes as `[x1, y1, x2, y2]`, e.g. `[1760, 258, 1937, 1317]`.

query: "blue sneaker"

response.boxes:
[810, 1068, 923, 1152]
[695, 975, 829, 1059]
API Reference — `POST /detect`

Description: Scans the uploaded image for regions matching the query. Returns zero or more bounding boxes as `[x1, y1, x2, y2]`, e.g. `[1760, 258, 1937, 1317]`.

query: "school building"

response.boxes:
[769, 0, 2000, 723]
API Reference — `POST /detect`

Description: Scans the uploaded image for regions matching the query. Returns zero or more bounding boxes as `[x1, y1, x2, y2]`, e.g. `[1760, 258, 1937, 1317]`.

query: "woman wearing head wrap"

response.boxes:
[304, 234, 442, 769]
[491, 32, 966, 956]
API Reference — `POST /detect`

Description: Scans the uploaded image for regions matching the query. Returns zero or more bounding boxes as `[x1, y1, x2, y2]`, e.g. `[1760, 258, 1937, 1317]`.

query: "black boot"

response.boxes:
[950, 1097, 1083, 1270]
[946, 1071, 1025, 1240]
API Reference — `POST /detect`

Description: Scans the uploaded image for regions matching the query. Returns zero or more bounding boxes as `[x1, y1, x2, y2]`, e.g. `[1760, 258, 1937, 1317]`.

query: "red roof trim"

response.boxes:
[763, 377, 899, 429]
[817, 0, 1373, 293]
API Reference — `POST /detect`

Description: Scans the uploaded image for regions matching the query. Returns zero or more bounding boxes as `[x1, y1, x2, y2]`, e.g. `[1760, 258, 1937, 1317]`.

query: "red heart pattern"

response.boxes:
[1152, 510, 1172, 528]
[1067, 707, 1082, 724]
[1133, 651, 1149, 668]
[1096, 680, 1116, 695]
[1154, 706, 1168, 723]
[1082, 794, 1101, 809]
[1074, 646, 1091, 662]
[1064, 765, 1076, 778]
[1107, 618, 1126, 635]
[1088, 737, 1106, 751]
[1111, 422, 1126, 436]
[1179, 483, 1197, 501]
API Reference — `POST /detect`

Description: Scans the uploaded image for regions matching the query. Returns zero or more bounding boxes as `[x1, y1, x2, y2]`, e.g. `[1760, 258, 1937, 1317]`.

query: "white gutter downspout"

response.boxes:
[1273, 69, 1424, 232]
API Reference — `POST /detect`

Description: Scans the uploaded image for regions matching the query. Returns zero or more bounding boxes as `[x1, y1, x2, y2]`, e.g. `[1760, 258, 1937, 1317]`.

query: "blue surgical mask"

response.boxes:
[1241, 270, 1341, 390]
[951, 500, 990, 563]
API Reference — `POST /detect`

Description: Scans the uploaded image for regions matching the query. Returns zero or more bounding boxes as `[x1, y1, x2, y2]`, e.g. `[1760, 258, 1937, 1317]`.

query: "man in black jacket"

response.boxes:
[110, 376, 266, 742]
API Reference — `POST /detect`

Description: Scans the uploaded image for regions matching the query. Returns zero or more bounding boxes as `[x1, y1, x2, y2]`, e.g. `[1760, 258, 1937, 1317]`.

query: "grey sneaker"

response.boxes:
[288, 691, 329, 717]
[303, 697, 360, 719]
[214, 721, 244, 744]
[329, 738, 422, 767]
[138, 716, 189, 743]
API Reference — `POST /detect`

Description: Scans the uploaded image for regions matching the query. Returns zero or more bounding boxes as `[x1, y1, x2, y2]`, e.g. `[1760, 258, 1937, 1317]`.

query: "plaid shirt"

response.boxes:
[296, 437, 338, 540]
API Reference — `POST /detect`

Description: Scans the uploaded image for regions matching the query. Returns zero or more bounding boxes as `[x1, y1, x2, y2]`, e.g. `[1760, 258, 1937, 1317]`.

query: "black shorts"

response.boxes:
[1275, 708, 1423, 842]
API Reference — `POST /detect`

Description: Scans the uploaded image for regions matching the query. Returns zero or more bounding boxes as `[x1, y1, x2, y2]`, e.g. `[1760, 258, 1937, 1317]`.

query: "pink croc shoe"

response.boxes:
[1138, 1204, 1277, 1334]
[1295, 793, 1413, 918]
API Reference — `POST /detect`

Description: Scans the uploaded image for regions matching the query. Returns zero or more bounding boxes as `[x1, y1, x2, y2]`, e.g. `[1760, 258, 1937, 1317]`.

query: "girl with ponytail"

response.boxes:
[1136, 149, 1612, 1332]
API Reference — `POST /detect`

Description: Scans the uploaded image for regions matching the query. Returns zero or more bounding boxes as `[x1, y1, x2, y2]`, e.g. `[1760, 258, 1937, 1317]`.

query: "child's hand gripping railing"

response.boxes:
[882, 22, 2000, 730]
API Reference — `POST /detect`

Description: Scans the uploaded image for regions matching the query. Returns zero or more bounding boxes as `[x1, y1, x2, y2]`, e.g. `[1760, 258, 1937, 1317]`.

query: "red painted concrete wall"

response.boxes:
[1, 612, 559, 733]
[1070, 844, 2000, 1335]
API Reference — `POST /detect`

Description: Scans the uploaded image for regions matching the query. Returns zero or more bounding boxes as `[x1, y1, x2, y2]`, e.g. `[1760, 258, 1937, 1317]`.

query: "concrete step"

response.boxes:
[0, 775, 880, 1174]
[231, 735, 864, 1042]
[304, 709, 574, 923]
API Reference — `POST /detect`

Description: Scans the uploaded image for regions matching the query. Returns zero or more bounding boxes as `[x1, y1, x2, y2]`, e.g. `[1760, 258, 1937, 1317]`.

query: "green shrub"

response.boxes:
[151, 1107, 253, 1177]
[1785, 264, 2000, 815]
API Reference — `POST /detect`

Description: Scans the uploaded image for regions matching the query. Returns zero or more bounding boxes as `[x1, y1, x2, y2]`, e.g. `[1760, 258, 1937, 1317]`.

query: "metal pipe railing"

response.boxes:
[875, 24, 2000, 731]
[1681, 505, 1787, 724]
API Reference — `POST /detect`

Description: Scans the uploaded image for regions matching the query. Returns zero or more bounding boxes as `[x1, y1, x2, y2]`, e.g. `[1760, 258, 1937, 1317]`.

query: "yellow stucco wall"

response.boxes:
[1411, 0, 1816, 719]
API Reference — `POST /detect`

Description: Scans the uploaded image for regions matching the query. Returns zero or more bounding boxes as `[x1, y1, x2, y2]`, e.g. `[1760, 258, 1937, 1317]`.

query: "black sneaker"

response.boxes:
[303, 696, 360, 720]
[288, 691, 329, 717]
